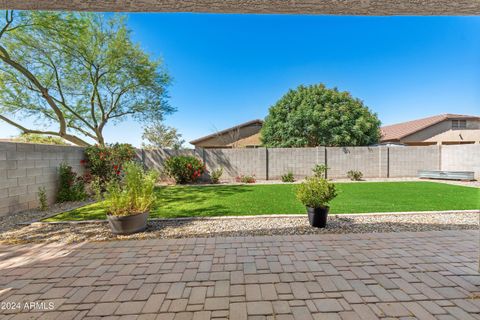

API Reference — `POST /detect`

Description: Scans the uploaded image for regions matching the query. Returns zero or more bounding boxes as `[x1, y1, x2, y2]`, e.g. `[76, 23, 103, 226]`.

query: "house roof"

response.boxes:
[380, 113, 480, 141]
[190, 119, 263, 145]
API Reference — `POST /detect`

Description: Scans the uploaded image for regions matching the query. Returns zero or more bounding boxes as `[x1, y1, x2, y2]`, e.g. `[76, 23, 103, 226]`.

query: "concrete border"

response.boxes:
[2, 0, 480, 15]
[28, 209, 480, 225]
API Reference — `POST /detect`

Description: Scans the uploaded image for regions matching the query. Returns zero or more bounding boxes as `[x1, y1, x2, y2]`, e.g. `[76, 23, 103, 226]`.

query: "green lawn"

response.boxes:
[45, 181, 479, 221]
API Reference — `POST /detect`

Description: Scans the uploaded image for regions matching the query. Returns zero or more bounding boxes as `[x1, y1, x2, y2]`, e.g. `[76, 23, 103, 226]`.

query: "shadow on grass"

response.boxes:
[153, 185, 252, 217]
[45, 184, 254, 221]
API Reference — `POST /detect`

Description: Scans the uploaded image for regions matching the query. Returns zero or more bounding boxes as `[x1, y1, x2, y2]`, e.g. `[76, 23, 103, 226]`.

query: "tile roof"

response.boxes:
[380, 113, 480, 141]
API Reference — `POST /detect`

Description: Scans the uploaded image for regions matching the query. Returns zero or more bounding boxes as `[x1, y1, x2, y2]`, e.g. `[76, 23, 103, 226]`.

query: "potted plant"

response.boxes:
[296, 177, 337, 228]
[105, 161, 158, 235]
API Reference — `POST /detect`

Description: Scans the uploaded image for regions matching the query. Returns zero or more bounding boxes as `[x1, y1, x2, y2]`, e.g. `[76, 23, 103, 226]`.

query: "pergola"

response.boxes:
[2, 0, 480, 15]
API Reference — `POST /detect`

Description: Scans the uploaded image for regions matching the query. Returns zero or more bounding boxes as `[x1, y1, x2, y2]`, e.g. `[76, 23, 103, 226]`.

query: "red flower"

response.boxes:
[113, 165, 119, 170]
[116, 170, 121, 175]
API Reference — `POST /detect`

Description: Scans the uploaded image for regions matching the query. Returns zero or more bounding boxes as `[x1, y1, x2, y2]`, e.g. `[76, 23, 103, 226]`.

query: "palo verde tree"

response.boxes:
[261, 84, 381, 147]
[0, 11, 172, 146]
[142, 122, 185, 150]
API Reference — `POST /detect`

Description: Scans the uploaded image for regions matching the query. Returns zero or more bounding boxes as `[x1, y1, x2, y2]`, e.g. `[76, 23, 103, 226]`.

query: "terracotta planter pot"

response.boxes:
[107, 211, 149, 235]
[306, 206, 329, 228]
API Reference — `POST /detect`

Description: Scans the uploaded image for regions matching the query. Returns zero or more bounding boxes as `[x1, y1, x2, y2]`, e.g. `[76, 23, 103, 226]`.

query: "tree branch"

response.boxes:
[0, 114, 91, 146]
[0, 44, 68, 134]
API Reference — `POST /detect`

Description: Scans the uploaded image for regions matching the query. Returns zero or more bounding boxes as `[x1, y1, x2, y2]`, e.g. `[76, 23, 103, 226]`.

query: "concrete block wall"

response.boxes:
[326, 147, 388, 178]
[202, 148, 268, 180]
[267, 147, 324, 179]
[441, 144, 480, 179]
[389, 146, 440, 177]
[2, 142, 479, 216]
[0, 142, 84, 216]
[141, 148, 198, 175]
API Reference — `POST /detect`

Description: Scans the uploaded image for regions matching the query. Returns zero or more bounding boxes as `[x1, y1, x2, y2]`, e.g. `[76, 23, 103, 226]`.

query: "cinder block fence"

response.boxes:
[1, 141, 479, 216]
[0, 142, 84, 216]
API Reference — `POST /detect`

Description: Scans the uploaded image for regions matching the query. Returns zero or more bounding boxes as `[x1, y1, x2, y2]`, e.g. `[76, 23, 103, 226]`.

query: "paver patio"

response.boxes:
[1, 230, 480, 319]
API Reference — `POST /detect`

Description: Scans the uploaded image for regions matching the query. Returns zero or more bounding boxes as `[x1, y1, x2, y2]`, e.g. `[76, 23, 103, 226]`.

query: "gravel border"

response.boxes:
[0, 199, 94, 233]
[1, 212, 478, 245]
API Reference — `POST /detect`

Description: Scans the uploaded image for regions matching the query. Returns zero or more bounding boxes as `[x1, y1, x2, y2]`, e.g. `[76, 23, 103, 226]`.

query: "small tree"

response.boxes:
[142, 122, 185, 150]
[261, 84, 381, 147]
[0, 11, 172, 146]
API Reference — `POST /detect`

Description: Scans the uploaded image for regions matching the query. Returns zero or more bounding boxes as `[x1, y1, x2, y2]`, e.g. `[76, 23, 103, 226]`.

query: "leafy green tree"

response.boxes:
[0, 11, 172, 146]
[142, 122, 185, 150]
[261, 84, 381, 147]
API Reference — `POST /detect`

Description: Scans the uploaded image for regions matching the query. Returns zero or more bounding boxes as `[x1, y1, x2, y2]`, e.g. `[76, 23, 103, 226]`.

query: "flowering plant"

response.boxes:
[57, 162, 87, 202]
[82, 143, 136, 185]
[164, 155, 205, 184]
[235, 174, 256, 183]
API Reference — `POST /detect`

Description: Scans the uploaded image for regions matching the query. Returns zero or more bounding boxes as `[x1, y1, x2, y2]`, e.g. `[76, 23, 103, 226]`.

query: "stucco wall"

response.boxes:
[401, 119, 480, 144]
[192, 123, 262, 148]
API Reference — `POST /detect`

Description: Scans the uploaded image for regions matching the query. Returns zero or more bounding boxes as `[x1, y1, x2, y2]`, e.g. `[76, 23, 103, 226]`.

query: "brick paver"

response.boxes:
[0, 230, 479, 319]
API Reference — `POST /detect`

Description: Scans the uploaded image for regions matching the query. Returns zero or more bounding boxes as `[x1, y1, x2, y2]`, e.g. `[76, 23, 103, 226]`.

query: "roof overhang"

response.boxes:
[2, 0, 480, 15]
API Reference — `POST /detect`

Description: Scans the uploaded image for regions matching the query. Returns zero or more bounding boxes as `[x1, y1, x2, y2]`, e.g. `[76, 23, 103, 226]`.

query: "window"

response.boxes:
[452, 120, 467, 129]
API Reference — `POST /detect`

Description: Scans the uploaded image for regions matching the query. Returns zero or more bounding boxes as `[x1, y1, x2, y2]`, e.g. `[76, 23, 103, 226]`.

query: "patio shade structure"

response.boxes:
[2, 0, 480, 15]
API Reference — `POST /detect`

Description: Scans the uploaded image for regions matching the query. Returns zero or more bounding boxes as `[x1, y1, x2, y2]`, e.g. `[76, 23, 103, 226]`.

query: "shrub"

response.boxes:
[296, 177, 337, 208]
[281, 172, 295, 183]
[164, 155, 206, 184]
[235, 175, 256, 183]
[37, 187, 48, 211]
[347, 170, 363, 181]
[312, 164, 328, 179]
[14, 133, 67, 145]
[105, 162, 159, 216]
[210, 168, 223, 184]
[83, 143, 136, 185]
[57, 163, 87, 202]
[89, 177, 103, 202]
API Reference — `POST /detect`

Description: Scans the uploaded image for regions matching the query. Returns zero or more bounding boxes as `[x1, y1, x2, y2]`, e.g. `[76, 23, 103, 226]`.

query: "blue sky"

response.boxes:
[1, 14, 480, 146]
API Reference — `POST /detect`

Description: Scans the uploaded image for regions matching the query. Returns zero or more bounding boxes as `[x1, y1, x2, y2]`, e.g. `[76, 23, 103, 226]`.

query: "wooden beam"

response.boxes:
[1, 0, 480, 15]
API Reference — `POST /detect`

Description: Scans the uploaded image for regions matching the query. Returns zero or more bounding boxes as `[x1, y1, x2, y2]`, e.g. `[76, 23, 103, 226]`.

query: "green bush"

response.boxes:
[281, 172, 295, 183]
[14, 133, 67, 145]
[57, 163, 87, 202]
[164, 155, 206, 184]
[37, 187, 48, 211]
[347, 170, 363, 181]
[312, 164, 328, 179]
[89, 177, 103, 202]
[105, 162, 159, 216]
[235, 175, 256, 183]
[296, 177, 337, 208]
[83, 143, 136, 185]
[210, 168, 223, 184]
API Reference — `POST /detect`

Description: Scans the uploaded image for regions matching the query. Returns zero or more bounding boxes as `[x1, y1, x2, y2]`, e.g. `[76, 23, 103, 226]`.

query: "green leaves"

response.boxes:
[296, 177, 337, 208]
[0, 11, 172, 145]
[261, 84, 381, 147]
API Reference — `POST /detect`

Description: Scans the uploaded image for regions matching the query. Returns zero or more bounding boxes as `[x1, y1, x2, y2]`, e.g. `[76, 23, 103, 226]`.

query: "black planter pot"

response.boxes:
[306, 206, 329, 228]
[107, 211, 149, 235]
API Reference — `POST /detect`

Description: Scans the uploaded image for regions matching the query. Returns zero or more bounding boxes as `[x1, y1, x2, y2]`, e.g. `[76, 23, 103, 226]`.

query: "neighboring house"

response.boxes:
[381, 114, 480, 146]
[190, 119, 263, 149]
